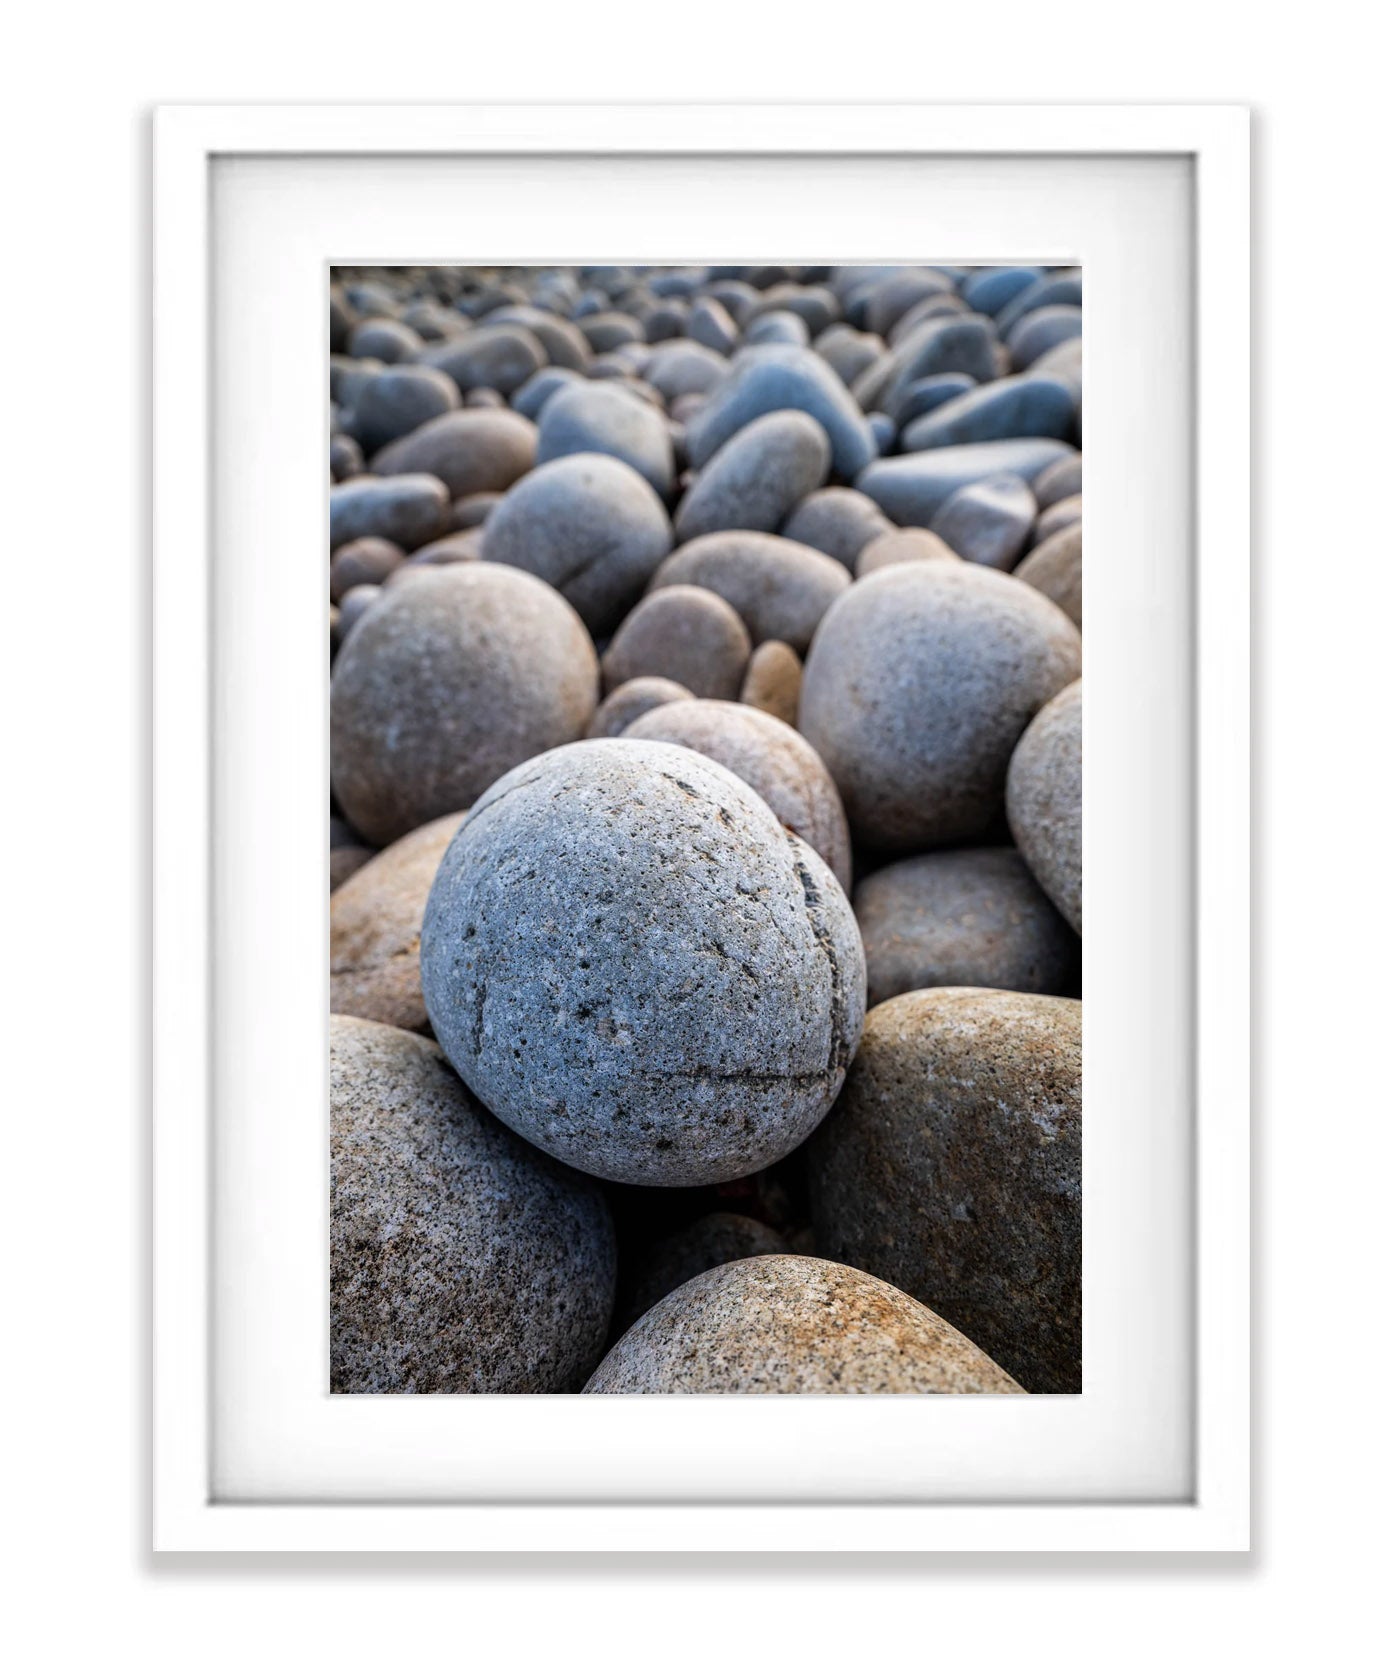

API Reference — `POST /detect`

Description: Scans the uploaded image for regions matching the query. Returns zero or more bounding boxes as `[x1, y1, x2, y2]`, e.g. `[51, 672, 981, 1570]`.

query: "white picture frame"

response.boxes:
[153, 103, 1250, 1554]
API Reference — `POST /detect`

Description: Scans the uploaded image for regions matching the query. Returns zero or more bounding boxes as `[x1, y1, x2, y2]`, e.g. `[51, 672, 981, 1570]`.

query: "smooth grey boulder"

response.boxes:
[585, 1254, 1023, 1394]
[1007, 679, 1082, 932]
[902, 375, 1076, 451]
[686, 345, 876, 483]
[347, 317, 422, 363]
[781, 486, 894, 570]
[932, 473, 1039, 570]
[623, 698, 853, 891]
[329, 473, 450, 552]
[480, 453, 672, 635]
[809, 988, 1082, 1393]
[961, 265, 1042, 316]
[420, 324, 547, 395]
[420, 739, 866, 1187]
[996, 272, 1082, 335]
[536, 379, 676, 499]
[1007, 305, 1083, 372]
[674, 410, 830, 543]
[650, 531, 850, 654]
[814, 326, 887, 388]
[579, 311, 644, 353]
[601, 586, 752, 700]
[371, 408, 537, 500]
[643, 340, 729, 402]
[586, 676, 694, 738]
[484, 304, 591, 371]
[330, 1016, 615, 1393]
[329, 562, 598, 845]
[344, 365, 460, 455]
[855, 848, 1078, 1006]
[1015, 522, 1082, 630]
[686, 296, 739, 354]
[799, 562, 1081, 853]
[862, 315, 1000, 414]
[857, 438, 1075, 526]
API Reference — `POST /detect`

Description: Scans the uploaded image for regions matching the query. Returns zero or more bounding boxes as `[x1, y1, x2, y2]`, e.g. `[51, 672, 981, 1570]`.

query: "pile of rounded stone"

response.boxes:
[328, 263, 1083, 1396]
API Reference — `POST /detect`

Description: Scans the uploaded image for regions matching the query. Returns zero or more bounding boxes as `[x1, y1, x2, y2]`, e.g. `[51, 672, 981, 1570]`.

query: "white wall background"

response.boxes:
[3, 9, 1392, 1673]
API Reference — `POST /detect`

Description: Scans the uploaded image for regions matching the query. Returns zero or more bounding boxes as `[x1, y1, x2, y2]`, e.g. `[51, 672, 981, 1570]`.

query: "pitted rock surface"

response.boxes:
[809, 988, 1081, 1393]
[330, 1016, 615, 1392]
[584, 1254, 1023, 1393]
[420, 738, 865, 1187]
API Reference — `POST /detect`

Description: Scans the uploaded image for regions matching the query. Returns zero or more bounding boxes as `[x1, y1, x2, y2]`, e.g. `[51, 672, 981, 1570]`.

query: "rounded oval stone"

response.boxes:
[744, 309, 809, 347]
[481, 453, 673, 635]
[1035, 493, 1083, 543]
[1033, 452, 1083, 509]
[798, 562, 1081, 852]
[347, 316, 422, 363]
[420, 739, 866, 1188]
[579, 311, 645, 353]
[650, 531, 850, 654]
[932, 473, 1039, 570]
[1007, 680, 1082, 933]
[370, 408, 537, 500]
[619, 1212, 790, 1331]
[587, 676, 695, 739]
[781, 486, 893, 570]
[855, 528, 960, 577]
[686, 345, 876, 482]
[584, 1254, 1023, 1394]
[536, 379, 676, 499]
[623, 698, 852, 891]
[857, 439, 1075, 527]
[419, 323, 547, 395]
[643, 340, 730, 403]
[329, 562, 598, 845]
[511, 366, 583, 420]
[740, 639, 803, 727]
[601, 585, 752, 700]
[329, 810, 467, 1031]
[674, 410, 830, 543]
[808, 988, 1081, 1392]
[344, 365, 460, 455]
[1007, 305, 1083, 372]
[336, 583, 382, 644]
[686, 296, 739, 354]
[330, 535, 403, 601]
[330, 1015, 615, 1392]
[855, 848, 1078, 1005]
[1015, 522, 1082, 630]
[901, 374, 1076, 452]
[329, 472, 449, 552]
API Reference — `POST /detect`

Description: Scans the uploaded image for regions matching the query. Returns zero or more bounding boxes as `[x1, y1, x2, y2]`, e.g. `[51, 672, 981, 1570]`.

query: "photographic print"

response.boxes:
[327, 262, 1083, 1397]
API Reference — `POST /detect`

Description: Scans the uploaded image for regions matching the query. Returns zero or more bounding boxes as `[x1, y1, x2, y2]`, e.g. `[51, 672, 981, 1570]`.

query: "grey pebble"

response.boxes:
[650, 531, 850, 654]
[420, 324, 547, 395]
[481, 453, 673, 635]
[329, 472, 449, 552]
[330, 562, 598, 845]
[584, 1254, 1022, 1394]
[739, 640, 803, 727]
[854, 527, 960, 577]
[932, 473, 1039, 570]
[536, 379, 676, 500]
[586, 676, 695, 739]
[1007, 679, 1082, 933]
[781, 486, 894, 570]
[902, 374, 1077, 452]
[1015, 522, 1082, 630]
[798, 561, 1081, 852]
[857, 438, 1075, 526]
[347, 317, 422, 363]
[1035, 493, 1083, 543]
[601, 585, 752, 700]
[674, 410, 831, 543]
[855, 848, 1079, 1005]
[808, 988, 1081, 1393]
[1033, 452, 1083, 509]
[371, 408, 537, 500]
[345, 365, 460, 455]
[331, 1015, 615, 1393]
[420, 738, 866, 1187]
[1007, 305, 1083, 372]
[330, 535, 404, 601]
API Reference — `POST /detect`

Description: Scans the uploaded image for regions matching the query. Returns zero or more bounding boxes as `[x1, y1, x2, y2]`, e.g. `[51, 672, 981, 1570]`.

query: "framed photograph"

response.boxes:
[153, 103, 1250, 1552]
